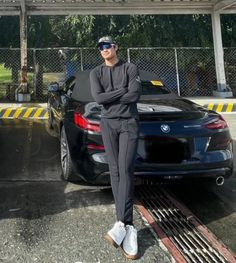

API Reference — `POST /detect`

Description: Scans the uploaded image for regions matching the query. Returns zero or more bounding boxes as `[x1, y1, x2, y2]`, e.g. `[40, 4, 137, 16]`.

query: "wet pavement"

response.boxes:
[0, 119, 236, 262]
[0, 119, 61, 181]
[0, 119, 173, 263]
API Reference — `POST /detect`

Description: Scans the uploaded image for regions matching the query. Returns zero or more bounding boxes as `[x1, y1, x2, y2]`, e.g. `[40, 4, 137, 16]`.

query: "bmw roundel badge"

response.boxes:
[160, 124, 170, 133]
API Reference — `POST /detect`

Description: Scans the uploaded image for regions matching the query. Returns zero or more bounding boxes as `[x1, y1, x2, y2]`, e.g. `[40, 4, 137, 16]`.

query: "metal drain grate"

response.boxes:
[136, 185, 229, 263]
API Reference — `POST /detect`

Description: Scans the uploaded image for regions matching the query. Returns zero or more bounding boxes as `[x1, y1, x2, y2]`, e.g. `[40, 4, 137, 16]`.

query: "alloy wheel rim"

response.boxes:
[61, 134, 68, 173]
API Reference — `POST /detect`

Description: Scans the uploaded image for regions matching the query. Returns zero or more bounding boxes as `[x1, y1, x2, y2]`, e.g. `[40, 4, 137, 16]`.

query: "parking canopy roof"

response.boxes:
[0, 0, 236, 15]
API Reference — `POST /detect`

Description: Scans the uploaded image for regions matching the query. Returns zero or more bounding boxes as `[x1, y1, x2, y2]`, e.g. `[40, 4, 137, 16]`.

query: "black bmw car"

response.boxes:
[47, 70, 233, 185]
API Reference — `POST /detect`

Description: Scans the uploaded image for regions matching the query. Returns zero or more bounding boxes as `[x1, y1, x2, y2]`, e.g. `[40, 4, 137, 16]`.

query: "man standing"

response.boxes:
[90, 36, 141, 260]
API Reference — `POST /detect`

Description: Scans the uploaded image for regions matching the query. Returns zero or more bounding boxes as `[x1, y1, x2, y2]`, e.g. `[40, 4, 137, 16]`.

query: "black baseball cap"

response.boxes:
[97, 36, 115, 47]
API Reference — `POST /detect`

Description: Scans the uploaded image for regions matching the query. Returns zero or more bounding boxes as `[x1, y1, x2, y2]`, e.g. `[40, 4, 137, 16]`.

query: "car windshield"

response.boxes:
[141, 81, 170, 95]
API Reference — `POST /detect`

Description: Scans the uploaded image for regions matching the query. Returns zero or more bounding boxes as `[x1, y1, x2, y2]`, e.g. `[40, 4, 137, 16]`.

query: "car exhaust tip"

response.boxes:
[216, 176, 225, 186]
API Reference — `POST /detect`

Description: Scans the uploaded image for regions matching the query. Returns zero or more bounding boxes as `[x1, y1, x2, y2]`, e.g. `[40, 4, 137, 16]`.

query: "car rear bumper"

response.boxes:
[73, 150, 234, 185]
[87, 165, 233, 185]
[134, 167, 233, 178]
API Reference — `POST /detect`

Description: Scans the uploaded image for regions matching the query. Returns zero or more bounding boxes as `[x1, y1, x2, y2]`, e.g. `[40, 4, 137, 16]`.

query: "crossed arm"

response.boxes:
[90, 65, 141, 105]
[120, 65, 141, 104]
[90, 70, 126, 104]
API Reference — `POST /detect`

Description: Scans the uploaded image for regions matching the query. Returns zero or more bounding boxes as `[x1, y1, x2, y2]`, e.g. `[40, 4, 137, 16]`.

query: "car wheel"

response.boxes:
[60, 126, 75, 181]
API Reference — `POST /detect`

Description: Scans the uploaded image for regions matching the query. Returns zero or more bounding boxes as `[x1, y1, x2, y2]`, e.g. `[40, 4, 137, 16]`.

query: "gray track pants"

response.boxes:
[101, 117, 139, 225]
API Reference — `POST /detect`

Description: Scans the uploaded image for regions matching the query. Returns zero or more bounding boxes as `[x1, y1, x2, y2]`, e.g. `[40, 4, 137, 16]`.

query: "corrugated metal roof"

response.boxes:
[0, 0, 235, 15]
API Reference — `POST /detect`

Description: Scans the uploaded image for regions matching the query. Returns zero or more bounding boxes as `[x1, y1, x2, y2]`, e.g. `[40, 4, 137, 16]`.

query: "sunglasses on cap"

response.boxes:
[98, 43, 115, 51]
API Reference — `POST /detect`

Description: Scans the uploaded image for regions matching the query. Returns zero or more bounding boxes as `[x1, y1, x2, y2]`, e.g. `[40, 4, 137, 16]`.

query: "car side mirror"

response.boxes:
[48, 82, 60, 92]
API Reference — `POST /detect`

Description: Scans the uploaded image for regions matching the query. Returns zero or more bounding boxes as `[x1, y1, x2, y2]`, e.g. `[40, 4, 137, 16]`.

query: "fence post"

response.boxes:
[34, 49, 43, 100]
[33, 48, 37, 99]
[174, 48, 180, 96]
[19, 3, 30, 101]
[80, 48, 83, 71]
[127, 48, 131, 63]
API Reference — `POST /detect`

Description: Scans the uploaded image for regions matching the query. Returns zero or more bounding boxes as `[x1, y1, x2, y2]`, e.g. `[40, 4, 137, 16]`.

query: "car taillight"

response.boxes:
[74, 112, 101, 132]
[87, 144, 105, 150]
[215, 139, 232, 149]
[207, 136, 232, 151]
[204, 116, 228, 129]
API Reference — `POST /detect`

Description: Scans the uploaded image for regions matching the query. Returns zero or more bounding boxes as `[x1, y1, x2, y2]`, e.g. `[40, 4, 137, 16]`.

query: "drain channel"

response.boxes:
[136, 185, 232, 263]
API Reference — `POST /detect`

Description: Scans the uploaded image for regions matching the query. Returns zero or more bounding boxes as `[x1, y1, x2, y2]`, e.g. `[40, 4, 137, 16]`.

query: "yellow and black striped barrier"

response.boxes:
[0, 102, 235, 119]
[203, 103, 236, 113]
[0, 107, 48, 119]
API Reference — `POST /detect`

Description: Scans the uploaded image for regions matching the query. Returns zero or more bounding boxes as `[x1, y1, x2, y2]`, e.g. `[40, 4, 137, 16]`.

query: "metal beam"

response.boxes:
[214, 0, 236, 12]
[220, 8, 236, 14]
[25, 2, 213, 15]
[20, 0, 26, 13]
[0, 0, 235, 15]
[26, 9, 213, 16]
[26, 8, 236, 15]
[0, 11, 20, 15]
[0, 6, 20, 15]
[26, 1, 214, 15]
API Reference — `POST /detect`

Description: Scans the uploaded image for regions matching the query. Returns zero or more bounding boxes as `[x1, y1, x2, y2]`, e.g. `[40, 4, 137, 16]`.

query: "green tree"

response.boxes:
[48, 15, 95, 47]
[221, 14, 236, 46]
[0, 16, 19, 47]
[0, 14, 236, 49]
[28, 16, 52, 48]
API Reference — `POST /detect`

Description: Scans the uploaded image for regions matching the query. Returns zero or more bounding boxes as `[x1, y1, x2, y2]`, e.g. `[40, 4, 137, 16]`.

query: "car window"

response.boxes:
[141, 81, 170, 95]
[71, 71, 93, 102]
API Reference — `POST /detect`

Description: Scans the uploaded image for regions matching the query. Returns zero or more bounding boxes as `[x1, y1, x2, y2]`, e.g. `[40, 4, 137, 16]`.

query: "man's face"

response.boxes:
[99, 43, 117, 60]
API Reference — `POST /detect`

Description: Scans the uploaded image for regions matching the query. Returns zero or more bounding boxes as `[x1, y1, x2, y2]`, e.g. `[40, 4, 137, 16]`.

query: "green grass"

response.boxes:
[43, 72, 63, 84]
[0, 64, 63, 88]
[0, 64, 11, 84]
[0, 64, 34, 84]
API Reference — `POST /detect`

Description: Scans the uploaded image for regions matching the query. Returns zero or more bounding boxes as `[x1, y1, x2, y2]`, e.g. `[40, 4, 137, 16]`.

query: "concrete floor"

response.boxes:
[0, 120, 173, 263]
[0, 115, 235, 262]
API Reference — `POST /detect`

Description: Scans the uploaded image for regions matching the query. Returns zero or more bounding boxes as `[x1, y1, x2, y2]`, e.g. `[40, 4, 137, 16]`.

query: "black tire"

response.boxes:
[60, 126, 75, 181]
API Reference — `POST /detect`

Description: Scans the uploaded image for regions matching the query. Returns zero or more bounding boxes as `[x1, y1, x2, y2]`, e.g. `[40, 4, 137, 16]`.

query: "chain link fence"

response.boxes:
[225, 48, 236, 97]
[0, 47, 235, 102]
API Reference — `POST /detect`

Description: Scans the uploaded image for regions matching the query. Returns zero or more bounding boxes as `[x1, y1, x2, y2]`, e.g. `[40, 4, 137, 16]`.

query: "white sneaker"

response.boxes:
[122, 225, 138, 260]
[104, 221, 126, 248]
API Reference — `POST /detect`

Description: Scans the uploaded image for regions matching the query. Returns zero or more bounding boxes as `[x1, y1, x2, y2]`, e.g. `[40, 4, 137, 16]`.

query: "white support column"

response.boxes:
[18, 0, 30, 101]
[20, 1, 27, 84]
[211, 11, 232, 97]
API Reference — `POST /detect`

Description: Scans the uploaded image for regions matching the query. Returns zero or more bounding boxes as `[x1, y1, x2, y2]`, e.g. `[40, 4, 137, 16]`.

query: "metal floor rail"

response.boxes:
[136, 185, 230, 263]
